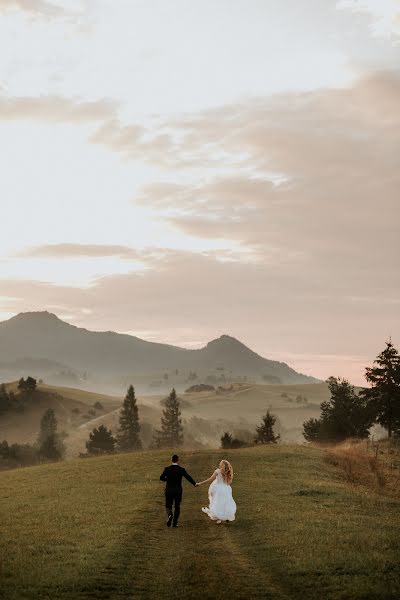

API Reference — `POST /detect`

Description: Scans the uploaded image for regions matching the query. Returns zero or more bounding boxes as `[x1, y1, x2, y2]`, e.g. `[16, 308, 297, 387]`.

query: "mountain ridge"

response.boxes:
[0, 311, 320, 387]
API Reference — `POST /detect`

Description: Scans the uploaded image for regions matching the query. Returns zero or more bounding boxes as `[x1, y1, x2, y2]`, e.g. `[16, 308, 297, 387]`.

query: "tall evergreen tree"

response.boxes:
[154, 388, 183, 448]
[303, 377, 373, 442]
[254, 410, 280, 444]
[37, 408, 65, 460]
[116, 385, 142, 451]
[38, 408, 57, 446]
[361, 340, 400, 438]
[86, 425, 116, 455]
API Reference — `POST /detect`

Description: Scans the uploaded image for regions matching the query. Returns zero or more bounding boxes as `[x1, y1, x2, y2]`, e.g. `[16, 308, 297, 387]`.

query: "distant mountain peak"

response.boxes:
[206, 334, 242, 346]
[11, 311, 61, 321]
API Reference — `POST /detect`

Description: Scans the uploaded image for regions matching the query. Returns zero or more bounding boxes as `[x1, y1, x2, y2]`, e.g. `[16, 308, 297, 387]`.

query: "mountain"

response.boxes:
[0, 312, 319, 388]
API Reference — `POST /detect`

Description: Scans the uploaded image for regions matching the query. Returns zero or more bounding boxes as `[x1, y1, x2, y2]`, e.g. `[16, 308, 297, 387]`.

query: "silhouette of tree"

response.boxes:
[154, 388, 183, 448]
[86, 425, 116, 455]
[361, 340, 400, 438]
[254, 411, 280, 444]
[37, 408, 65, 460]
[116, 385, 142, 451]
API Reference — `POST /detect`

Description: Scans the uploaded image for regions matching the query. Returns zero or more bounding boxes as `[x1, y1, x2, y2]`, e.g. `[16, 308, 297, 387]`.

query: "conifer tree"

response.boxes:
[86, 425, 116, 455]
[154, 388, 183, 448]
[37, 408, 65, 460]
[361, 340, 400, 438]
[254, 410, 280, 444]
[303, 377, 373, 442]
[116, 385, 142, 451]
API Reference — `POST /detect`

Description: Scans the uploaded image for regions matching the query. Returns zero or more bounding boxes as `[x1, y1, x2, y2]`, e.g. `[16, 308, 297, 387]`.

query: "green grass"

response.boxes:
[0, 445, 399, 599]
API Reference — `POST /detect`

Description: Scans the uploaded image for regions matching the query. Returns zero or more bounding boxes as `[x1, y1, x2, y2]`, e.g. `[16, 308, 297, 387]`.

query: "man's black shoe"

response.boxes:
[167, 513, 173, 527]
[172, 523, 178, 528]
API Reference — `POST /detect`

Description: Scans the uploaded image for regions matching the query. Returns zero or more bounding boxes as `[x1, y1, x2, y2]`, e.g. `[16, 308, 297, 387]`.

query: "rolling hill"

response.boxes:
[0, 311, 319, 390]
[0, 380, 328, 455]
[1, 445, 399, 600]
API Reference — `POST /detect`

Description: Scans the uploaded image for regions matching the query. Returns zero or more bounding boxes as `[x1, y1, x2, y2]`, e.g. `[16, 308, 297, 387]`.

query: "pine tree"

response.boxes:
[303, 418, 322, 442]
[361, 340, 400, 438]
[37, 408, 65, 460]
[116, 385, 142, 451]
[254, 410, 280, 444]
[221, 432, 233, 449]
[86, 425, 116, 455]
[154, 388, 183, 448]
[303, 377, 373, 442]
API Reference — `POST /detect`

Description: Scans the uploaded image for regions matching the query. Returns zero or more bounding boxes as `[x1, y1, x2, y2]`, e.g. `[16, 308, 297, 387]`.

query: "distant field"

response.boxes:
[0, 382, 331, 454]
[0, 445, 399, 599]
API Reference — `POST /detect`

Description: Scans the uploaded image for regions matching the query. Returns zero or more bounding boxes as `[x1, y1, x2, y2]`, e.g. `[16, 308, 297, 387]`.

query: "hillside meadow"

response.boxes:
[0, 445, 399, 599]
[0, 382, 329, 456]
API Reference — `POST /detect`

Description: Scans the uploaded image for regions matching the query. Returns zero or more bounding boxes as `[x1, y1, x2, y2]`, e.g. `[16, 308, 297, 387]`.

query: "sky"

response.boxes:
[0, 0, 399, 385]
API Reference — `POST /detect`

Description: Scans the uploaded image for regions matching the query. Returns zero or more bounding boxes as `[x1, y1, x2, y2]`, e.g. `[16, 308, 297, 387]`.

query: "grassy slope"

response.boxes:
[1, 382, 327, 453]
[0, 446, 399, 600]
[0, 384, 119, 447]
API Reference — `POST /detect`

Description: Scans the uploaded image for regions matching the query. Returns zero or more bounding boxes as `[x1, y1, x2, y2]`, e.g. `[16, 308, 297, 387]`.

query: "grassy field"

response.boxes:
[1, 445, 399, 599]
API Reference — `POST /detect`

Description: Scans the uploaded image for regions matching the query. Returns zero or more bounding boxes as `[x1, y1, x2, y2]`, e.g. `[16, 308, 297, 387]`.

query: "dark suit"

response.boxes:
[160, 464, 196, 525]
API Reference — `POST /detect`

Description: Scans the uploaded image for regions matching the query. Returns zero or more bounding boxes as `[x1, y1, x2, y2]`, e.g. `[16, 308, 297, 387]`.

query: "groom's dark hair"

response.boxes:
[172, 454, 179, 463]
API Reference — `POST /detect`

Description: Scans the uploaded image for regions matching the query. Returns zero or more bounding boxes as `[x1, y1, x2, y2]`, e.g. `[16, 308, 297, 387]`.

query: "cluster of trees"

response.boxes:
[18, 376, 37, 392]
[84, 385, 142, 455]
[221, 409, 280, 448]
[0, 407, 65, 468]
[303, 341, 400, 443]
[84, 386, 185, 455]
[0, 377, 40, 417]
[0, 384, 21, 415]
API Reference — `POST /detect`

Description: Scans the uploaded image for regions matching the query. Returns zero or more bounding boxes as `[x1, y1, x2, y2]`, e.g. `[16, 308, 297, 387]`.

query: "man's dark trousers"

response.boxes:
[165, 489, 182, 525]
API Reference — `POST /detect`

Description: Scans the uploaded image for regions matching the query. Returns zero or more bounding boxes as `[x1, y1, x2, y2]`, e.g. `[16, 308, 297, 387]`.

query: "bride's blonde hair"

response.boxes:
[219, 459, 233, 484]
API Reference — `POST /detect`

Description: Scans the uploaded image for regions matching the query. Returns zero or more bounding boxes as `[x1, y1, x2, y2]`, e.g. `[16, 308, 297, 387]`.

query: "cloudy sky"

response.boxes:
[1, 0, 399, 384]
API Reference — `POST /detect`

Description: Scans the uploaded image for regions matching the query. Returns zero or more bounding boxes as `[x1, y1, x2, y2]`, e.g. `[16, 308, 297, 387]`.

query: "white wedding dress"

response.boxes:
[202, 468, 236, 522]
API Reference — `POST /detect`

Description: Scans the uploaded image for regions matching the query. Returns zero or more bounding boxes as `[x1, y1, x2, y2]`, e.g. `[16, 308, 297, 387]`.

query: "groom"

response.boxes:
[160, 454, 197, 528]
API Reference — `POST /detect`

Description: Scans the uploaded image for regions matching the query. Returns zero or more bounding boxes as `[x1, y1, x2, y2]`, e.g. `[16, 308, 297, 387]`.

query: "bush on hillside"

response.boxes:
[220, 432, 248, 449]
[185, 384, 215, 393]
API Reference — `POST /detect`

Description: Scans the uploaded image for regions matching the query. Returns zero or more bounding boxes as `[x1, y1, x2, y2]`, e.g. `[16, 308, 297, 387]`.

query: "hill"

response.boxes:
[0, 383, 121, 451]
[0, 312, 319, 391]
[0, 445, 399, 599]
[0, 380, 329, 455]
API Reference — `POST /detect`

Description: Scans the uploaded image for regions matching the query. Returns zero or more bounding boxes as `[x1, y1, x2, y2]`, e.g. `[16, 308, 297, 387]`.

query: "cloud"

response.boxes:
[17, 243, 142, 259]
[337, 0, 400, 41]
[132, 71, 400, 283]
[0, 0, 69, 19]
[0, 95, 116, 123]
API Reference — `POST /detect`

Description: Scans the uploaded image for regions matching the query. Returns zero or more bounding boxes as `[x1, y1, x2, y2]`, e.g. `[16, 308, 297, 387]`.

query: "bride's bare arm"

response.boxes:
[196, 470, 218, 486]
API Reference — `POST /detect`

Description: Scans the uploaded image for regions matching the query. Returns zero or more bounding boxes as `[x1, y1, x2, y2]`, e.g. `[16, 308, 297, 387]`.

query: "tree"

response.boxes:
[221, 432, 233, 449]
[303, 377, 373, 443]
[86, 425, 116, 455]
[37, 408, 65, 460]
[93, 401, 103, 410]
[116, 385, 142, 451]
[361, 340, 400, 438]
[18, 376, 37, 392]
[254, 410, 280, 444]
[221, 431, 247, 449]
[154, 388, 183, 448]
[302, 418, 322, 442]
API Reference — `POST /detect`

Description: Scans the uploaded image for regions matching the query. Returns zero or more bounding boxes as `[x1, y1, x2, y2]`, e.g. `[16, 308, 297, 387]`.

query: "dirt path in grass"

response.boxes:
[79, 452, 288, 600]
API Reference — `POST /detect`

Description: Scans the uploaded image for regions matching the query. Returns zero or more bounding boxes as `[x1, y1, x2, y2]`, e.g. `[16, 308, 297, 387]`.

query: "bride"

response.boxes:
[196, 459, 236, 523]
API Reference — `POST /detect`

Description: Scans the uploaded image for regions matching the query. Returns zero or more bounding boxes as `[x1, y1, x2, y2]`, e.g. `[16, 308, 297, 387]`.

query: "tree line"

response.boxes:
[303, 340, 400, 443]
